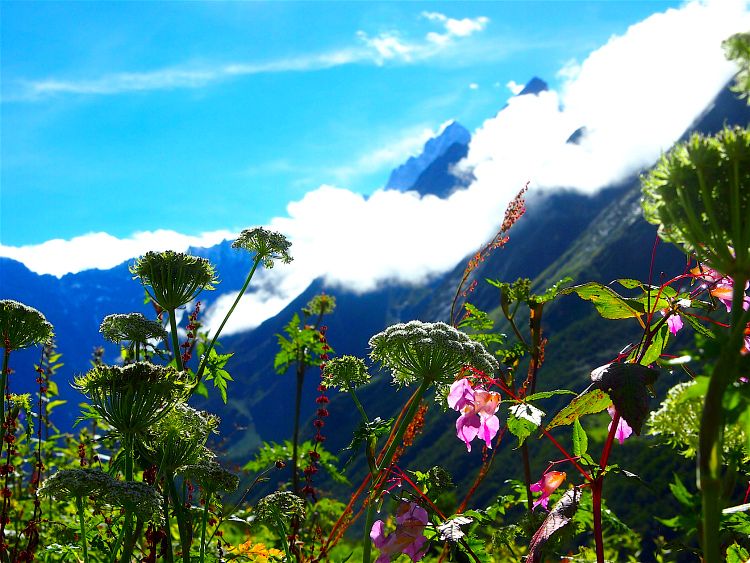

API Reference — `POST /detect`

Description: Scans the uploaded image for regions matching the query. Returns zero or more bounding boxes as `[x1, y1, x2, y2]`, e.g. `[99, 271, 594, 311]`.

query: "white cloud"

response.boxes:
[4, 1, 747, 337]
[9, 13, 490, 100]
[505, 80, 523, 95]
[422, 12, 489, 43]
[0, 230, 234, 277]
[469, 83, 479, 90]
[460, 0, 748, 193]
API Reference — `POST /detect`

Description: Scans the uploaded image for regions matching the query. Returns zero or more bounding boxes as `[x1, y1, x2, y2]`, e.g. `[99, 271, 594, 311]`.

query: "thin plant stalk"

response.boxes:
[0, 347, 9, 440]
[362, 379, 430, 563]
[76, 495, 90, 563]
[199, 491, 211, 563]
[698, 275, 748, 563]
[168, 478, 192, 563]
[119, 433, 136, 563]
[168, 310, 184, 372]
[162, 488, 174, 563]
[194, 258, 262, 385]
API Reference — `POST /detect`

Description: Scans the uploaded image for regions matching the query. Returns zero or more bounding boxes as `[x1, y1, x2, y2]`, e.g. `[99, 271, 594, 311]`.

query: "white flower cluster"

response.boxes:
[369, 321, 497, 387]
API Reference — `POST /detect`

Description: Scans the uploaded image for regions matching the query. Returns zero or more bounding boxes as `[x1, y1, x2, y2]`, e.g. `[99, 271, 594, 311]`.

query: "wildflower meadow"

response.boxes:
[0, 32, 748, 563]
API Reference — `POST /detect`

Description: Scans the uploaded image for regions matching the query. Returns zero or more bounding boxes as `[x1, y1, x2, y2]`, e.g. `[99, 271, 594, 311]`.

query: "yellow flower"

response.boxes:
[229, 540, 284, 562]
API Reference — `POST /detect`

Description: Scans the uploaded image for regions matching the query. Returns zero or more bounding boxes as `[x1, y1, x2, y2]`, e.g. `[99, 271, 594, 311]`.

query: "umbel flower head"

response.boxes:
[73, 362, 189, 434]
[99, 313, 167, 345]
[303, 293, 336, 316]
[137, 403, 219, 472]
[38, 468, 117, 500]
[130, 250, 217, 311]
[641, 126, 750, 278]
[177, 460, 239, 495]
[254, 491, 306, 524]
[322, 355, 370, 390]
[103, 480, 163, 523]
[0, 300, 53, 351]
[232, 227, 293, 269]
[369, 321, 498, 387]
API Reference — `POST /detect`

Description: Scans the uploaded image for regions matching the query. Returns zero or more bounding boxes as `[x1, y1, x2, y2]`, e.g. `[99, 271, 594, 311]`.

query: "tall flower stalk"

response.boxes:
[642, 125, 750, 562]
[360, 321, 497, 563]
[131, 251, 218, 372]
[74, 362, 188, 562]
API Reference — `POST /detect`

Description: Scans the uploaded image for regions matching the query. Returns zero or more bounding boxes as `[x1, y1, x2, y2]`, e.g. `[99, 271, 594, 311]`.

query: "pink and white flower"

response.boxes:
[370, 501, 429, 563]
[447, 378, 501, 452]
[607, 406, 633, 444]
[530, 471, 566, 510]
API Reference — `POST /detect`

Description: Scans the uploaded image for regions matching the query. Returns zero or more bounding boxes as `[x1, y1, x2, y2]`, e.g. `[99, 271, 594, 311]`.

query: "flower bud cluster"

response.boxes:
[178, 460, 239, 495]
[0, 300, 53, 351]
[131, 251, 217, 311]
[254, 491, 305, 524]
[322, 355, 370, 390]
[99, 313, 166, 345]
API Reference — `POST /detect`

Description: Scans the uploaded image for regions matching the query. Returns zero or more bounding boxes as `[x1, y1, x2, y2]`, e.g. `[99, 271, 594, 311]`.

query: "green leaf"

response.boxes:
[572, 418, 588, 457]
[523, 390, 577, 402]
[637, 323, 669, 366]
[530, 277, 573, 304]
[668, 473, 697, 508]
[590, 363, 659, 435]
[561, 282, 644, 320]
[203, 348, 234, 403]
[507, 403, 544, 447]
[682, 312, 718, 339]
[726, 543, 750, 563]
[546, 389, 612, 431]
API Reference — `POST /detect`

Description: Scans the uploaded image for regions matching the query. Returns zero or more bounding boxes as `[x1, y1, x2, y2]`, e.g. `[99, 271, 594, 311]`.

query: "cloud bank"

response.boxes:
[3, 1, 748, 335]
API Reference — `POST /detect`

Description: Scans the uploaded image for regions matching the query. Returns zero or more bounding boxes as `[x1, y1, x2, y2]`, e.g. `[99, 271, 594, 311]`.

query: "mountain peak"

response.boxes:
[517, 77, 548, 97]
[385, 121, 471, 191]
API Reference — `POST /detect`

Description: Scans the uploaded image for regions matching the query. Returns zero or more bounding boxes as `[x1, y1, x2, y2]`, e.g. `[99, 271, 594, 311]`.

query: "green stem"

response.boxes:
[291, 364, 305, 495]
[162, 486, 174, 563]
[199, 492, 211, 563]
[168, 478, 192, 563]
[697, 275, 747, 563]
[0, 347, 9, 439]
[168, 309, 184, 372]
[348, 387, 369, 425]
[76, 496, 90, 563]
[363, 379, 430, 563]
[119, 433, 136, 563]
[194, 258, 261, 386]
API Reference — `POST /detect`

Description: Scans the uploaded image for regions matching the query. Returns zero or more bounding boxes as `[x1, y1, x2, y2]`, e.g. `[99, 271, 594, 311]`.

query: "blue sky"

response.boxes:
[1, 1, 685, 248]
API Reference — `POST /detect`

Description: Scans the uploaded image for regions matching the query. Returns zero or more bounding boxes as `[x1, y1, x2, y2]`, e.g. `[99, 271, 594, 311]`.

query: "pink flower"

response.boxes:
[370, 501, 429, 563]
[691, 266, 750, 312]
[661, 310, 684, 335]
[530, 471, 566, 510]
[607, 406, 633, 444]
[447, 378, 500, 452]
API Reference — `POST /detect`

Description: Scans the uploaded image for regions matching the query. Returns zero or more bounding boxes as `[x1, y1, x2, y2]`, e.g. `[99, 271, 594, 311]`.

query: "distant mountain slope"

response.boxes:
[385, 121, 470, 191]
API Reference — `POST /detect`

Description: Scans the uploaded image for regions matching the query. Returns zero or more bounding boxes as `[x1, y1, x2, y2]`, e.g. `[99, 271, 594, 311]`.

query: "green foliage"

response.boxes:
[203, 348, 235, 403]
[274, 313, 328, 374]
[546, 389, 612, 431]
[724, 31, 750, 103]
[243, 440, 348, 485]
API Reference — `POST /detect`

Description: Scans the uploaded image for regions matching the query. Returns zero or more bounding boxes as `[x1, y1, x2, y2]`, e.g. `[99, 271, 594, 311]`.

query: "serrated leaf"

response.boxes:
[523, 390, 577, 401]
[507, 410, 539, 448]
[682, 312, 718, 339]
[528, 487, 581, 563]
[545, 389, 612, 431]
[561, 282, 644, 320]
[572, 418, 588, 457]
[668, 473, 696, 508]
[590, 363, 659, 435]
